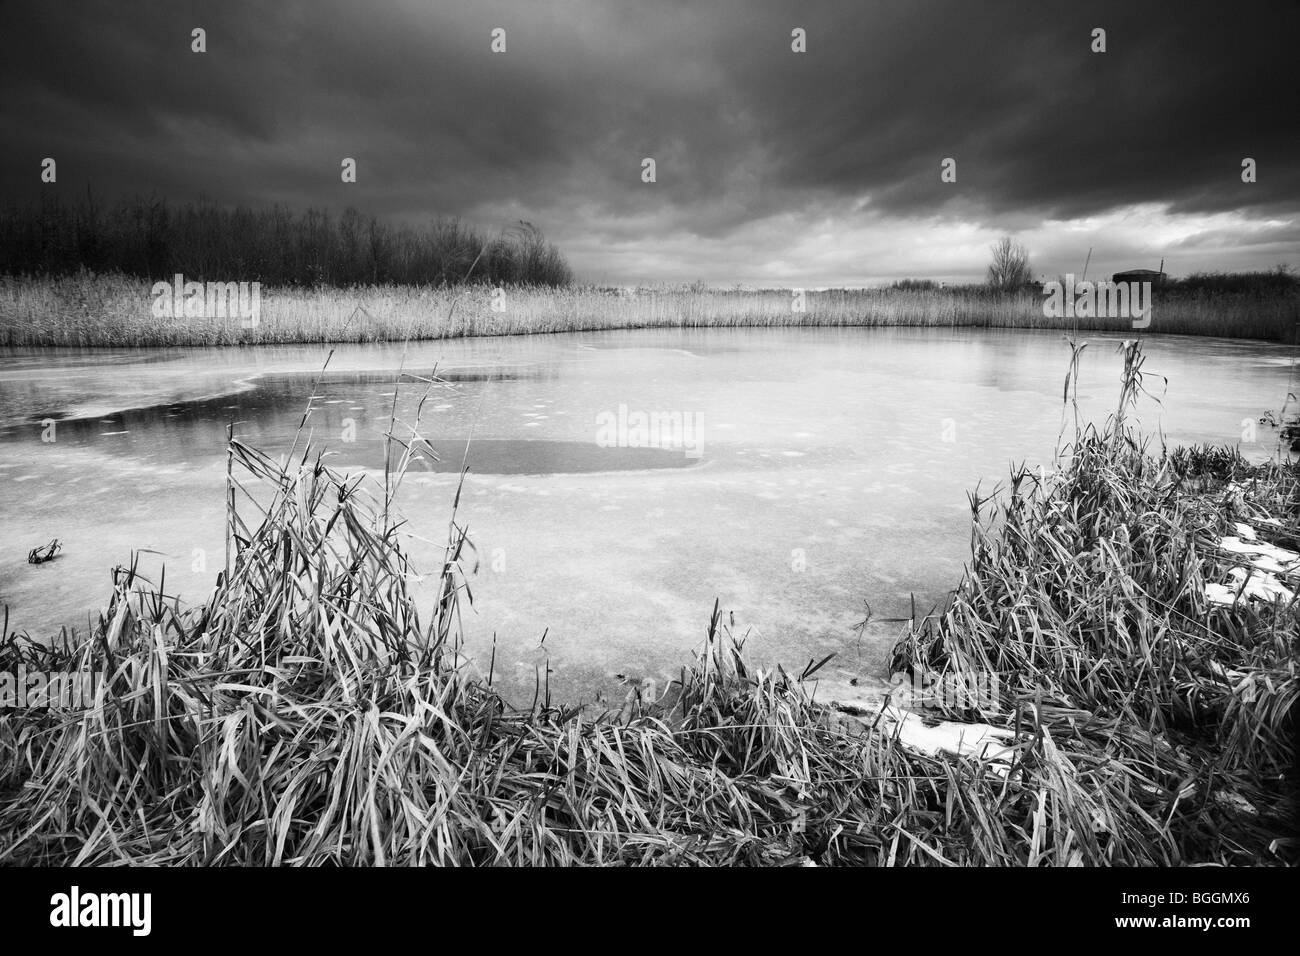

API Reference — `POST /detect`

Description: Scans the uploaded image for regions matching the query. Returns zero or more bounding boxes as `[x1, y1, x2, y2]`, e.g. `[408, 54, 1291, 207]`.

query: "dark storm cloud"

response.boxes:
[711, 0, 1299, 222]
[1, 0, 1296, 282]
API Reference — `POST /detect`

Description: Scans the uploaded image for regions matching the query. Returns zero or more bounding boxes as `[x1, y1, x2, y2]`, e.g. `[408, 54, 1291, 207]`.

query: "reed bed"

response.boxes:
[0, 346, 1295, 865]
[2, 273, 1296, 346]
[892, 341, 1298, 864]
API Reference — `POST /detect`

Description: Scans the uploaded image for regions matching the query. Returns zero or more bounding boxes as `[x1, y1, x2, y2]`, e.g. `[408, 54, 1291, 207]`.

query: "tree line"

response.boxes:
[0, 194, 573, 287]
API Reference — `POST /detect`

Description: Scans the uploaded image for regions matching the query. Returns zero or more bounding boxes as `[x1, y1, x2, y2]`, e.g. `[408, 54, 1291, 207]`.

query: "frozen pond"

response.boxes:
[0, 326, 1293, 706]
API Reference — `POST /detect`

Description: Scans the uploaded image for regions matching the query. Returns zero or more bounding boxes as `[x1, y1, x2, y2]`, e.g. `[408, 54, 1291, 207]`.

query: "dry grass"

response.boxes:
[2, 273, 1296, 346]
[0, 345, 1295, 866]
[892, 341, 1298, 864]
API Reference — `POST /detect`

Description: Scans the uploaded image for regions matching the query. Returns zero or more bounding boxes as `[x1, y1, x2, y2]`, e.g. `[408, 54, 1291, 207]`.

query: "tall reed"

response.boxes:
[2, 273, 1296, 346]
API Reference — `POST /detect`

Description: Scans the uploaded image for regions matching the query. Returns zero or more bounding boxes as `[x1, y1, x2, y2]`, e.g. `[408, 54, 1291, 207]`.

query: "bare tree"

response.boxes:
[987, 236, 1032, 290]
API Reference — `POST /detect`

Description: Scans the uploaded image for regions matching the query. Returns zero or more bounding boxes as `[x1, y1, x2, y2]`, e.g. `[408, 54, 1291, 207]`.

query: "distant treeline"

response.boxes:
[0, 195, 573, 287]
[1157, 268, 1300, 297]
[889, 268, 1300, 297]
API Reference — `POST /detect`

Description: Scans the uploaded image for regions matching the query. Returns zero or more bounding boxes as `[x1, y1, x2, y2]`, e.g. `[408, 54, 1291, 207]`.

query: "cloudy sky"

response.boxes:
[2, 0, 1296, 285]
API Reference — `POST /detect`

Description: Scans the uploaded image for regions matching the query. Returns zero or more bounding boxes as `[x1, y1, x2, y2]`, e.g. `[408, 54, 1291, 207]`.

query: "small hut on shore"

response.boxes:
[1112, 260, 1167, 285]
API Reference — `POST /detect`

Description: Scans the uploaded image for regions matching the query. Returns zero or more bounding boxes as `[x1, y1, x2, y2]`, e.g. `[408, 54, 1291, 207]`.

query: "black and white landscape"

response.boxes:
[0, 0, 1295, 890]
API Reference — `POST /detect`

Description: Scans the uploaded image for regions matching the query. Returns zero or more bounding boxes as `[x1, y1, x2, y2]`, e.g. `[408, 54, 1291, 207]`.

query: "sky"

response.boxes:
[1, 0, 1297, 286]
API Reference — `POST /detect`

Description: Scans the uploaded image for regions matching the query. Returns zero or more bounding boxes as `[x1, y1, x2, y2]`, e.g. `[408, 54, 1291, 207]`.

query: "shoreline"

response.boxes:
[4, 274, 1298, 348]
